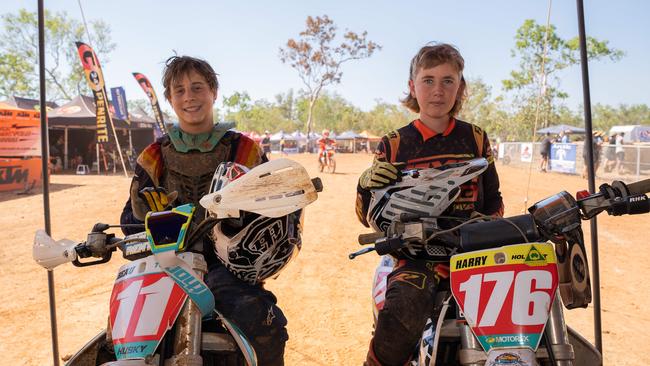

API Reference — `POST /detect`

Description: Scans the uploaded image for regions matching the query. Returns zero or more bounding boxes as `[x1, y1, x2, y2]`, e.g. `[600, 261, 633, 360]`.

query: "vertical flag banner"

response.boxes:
[110, 87, 130, 123]
[76, 42, 128, 177]
[76, 42, 113, 144]
[132, 73, 166, 134]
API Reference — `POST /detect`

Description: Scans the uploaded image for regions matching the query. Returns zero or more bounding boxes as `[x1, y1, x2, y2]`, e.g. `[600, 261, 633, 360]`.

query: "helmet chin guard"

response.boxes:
[200, 158, 320, 219]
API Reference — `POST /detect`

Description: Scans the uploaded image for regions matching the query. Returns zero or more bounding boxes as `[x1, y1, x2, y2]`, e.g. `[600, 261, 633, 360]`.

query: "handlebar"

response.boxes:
[351, 178, 650, 260]
[627, 178, 650, 196]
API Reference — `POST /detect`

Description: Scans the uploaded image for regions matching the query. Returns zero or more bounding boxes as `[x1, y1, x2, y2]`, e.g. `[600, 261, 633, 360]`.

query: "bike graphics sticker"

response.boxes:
[450, 243, 559, 352]
[109, 256, 188, 360]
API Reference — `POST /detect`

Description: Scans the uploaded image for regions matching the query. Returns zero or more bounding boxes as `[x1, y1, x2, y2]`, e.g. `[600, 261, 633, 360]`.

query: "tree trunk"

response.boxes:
[306, 98, 316, 153]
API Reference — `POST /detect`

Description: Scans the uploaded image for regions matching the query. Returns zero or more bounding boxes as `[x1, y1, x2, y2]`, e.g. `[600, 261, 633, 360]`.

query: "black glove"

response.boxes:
[138, 187, 178, 212]
[359, 160, 406, 189]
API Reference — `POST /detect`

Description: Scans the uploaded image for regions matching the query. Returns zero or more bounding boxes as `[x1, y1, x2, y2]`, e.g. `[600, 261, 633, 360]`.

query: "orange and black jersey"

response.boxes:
[356, 118, 504, 227]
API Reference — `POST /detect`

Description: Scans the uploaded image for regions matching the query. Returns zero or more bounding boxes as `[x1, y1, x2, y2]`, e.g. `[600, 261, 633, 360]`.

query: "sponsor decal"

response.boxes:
[454, 255, 488, 270]
[166, 265, 211, 296]
[116, 266, 135, 280]
[490, 352, 527, 365]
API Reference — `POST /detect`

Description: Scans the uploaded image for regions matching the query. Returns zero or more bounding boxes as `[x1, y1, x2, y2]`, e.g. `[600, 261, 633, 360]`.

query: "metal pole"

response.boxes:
[38, 1, 60, 364]
[576, 0, 602, 353]
[63, 127, 68, 170]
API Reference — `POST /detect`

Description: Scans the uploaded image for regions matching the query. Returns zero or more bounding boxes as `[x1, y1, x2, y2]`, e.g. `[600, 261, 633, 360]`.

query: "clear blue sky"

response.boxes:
[6, 0, 650, 114]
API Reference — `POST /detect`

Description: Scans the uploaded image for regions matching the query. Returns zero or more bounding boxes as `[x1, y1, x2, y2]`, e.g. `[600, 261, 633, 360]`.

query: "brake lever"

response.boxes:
[349, 247, 376, 260]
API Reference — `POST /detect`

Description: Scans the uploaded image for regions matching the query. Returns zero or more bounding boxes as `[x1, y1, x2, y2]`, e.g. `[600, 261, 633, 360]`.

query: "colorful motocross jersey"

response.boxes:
[356, 118, 504, 229]
[120, 129, 265, 239]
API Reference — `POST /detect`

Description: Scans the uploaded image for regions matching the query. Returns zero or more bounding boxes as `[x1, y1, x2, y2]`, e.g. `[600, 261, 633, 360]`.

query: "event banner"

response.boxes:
[550, 143, 577, 174]
[0, 108, 41, 157]
[110, 87, 130, 123]
[0, 157, 42, 192]
[132, 72, 166, 134]
[76, 42, 114, 145]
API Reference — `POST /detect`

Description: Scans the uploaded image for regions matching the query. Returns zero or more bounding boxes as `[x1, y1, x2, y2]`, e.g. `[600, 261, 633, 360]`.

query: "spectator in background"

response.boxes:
[582, 131, 603, 179]
[279, 135, 287, 156]
[260, 130, 272, 159]
[616, 132, 625, 174]
[560, 130, 570, 143]
[604, 134, 617, 172]
[539, 132, 552, 172]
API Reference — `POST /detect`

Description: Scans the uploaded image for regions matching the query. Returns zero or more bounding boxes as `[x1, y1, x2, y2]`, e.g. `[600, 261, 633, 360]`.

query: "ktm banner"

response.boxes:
[76, 41, 114, 145]
[0, 108, 41, 157]
[0, 157, 42, 192]
[132, 72, 166, 134]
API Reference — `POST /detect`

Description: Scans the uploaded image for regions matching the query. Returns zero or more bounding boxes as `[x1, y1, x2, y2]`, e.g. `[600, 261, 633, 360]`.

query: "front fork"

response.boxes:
[170, 255, 209, 366]
[458, 291, 574, 366]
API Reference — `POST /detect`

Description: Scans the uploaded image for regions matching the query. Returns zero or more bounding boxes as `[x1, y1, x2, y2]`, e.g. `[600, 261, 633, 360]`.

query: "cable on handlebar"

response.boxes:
[426, 214, 531, 245]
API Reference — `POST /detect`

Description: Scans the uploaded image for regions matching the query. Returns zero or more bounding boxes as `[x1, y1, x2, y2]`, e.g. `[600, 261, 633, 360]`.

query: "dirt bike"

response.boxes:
[350, 158, 650, 366]
[33, 159, 322, 366]
[318, 146, 336, 174]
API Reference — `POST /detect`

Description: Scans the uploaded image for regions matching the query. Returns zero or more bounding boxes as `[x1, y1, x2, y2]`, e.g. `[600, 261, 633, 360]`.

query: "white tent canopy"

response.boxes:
[608, 125, 650, 143]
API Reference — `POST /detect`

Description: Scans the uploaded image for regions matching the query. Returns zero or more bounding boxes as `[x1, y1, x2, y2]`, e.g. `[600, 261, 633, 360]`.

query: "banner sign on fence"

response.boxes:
[550, 143, 576, 174]
[0, 157, 42, 192]
[520, 143, 533, 162]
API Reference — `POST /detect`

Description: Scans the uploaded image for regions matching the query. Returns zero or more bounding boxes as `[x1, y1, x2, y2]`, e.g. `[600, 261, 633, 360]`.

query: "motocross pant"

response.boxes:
[367, 259, 446, 366]
[206, 264, 288, 366]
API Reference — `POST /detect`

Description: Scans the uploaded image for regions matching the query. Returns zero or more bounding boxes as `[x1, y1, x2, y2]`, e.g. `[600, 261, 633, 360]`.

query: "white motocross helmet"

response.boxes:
[367, 158, 489, 231]
[366, 158, 489, 258]
[200, 159, 319, 284]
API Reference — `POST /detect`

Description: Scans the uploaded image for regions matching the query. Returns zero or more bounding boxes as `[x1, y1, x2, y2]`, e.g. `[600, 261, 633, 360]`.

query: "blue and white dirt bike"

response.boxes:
[33, 159, 322, 366]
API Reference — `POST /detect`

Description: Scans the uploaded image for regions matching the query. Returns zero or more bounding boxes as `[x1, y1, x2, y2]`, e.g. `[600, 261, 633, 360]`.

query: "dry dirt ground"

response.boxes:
[0, 153, 648, 365]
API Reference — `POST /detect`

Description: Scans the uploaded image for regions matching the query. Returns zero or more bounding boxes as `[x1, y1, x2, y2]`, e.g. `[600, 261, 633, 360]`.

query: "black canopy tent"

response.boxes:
[2, 95, 59, 111]
[48, 95, 156, 170]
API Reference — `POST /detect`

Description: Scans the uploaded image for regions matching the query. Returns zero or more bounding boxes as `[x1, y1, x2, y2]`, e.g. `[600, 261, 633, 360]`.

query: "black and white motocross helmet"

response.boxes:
[367, 158, 489, 257]
[202, 160, 319, 284]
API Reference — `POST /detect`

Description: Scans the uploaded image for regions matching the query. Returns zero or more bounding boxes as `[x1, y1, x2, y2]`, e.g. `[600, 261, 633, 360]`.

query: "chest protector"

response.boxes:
[160, 136, 232, 219]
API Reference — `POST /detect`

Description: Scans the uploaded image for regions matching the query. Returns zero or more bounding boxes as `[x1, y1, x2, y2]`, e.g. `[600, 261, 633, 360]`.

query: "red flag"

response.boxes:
[133, 72, 166, 134]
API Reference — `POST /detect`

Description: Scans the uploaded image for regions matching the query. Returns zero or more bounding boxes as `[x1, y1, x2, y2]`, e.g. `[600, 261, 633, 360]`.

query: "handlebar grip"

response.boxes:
[459, 214, 541, 252]
[358, 232, 385, 245]
[627, 179, 650, 196]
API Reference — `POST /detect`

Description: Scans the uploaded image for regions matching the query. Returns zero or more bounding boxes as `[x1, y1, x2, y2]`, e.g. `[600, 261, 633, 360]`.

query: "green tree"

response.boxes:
[458, 78, 509, 138]
[593, 103, 650, 133]
[0, 9, 116, 102]
[279, 15, 380, 144]
[502, 19, 623, 138]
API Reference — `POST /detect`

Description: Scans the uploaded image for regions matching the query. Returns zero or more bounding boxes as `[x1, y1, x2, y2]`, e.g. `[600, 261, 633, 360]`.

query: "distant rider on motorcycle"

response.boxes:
[355, 43, 504, 366]
[120, 55, 293, 366]
[317, 129, 336, 164]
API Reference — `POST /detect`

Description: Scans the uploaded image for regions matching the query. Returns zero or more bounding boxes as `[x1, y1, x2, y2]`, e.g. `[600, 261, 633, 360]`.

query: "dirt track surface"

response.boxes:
[1, 153, 648, 365]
